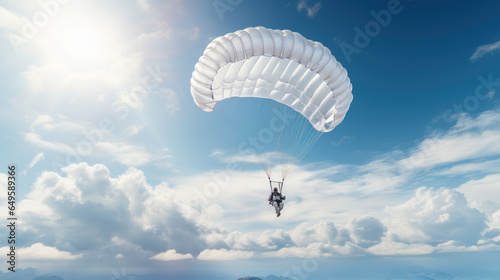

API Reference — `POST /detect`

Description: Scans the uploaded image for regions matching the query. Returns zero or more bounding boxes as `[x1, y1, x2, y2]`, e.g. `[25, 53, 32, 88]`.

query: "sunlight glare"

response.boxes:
[48, 11, 120, 68]
[60, 27, 101, 61]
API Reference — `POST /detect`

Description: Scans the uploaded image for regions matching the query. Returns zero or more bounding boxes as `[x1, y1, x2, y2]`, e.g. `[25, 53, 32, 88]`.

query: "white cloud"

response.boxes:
[25, 115, 101, 154]
[435, 240, 500, 253]
[331, 135, 355, 146]
[11, 106, 500, 266]
[457, 174, 500, 215]
[96, 141, 151, 166]
[489, 210, 500, 229]
[197, 249, 254, 261]
[24, 115, 169, 169]
[9, 155, 500, 269]
[137, 0, 150, 11]
[434, 158, 500, 176]
[0, 6, 23, 33]
[210, 149, 224, 157]
[117, 86, 149, 109]
[31, 115, 54, 131]
[18, 162, 207, 261]
[29, 114, 90, 134]
[24, 132, 72, 153]
[122, 125, 145, 137]
[221, 151, 294, 165]
[150, 249, 193, 261]
[166, 109, 500, 256]
[470, 40, 500, 61]
[399, 131, 500, 170]
[0, 243, 82, 260]
[254, 230, 294, 250]
[290, 220, 348, 247]
[399, 110, 500, 170]
[28, 152, 44, 168]
[188, 27, 200, 40]
[23, 63, 126, 97]
[22, 152, 44, 175]
[263, 243, 332, 258]
[0, 174, 9, 221]
[297, 0, 322, 18]
[385, 187, 487, 246]
[368, 240, 435, 256]
[348, 217, 387, 248]
[264, 242, 360, 258]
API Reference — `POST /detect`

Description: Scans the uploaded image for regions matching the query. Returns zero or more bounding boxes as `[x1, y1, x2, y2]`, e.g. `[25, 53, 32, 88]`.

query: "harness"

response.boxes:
[269, 178, 284, 203]
[268, 178, 284, 193]
[271, 193, 282, 203]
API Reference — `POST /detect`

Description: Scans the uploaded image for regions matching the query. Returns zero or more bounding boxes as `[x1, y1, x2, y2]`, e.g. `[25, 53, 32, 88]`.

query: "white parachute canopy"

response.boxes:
[190, 27, 353, 179]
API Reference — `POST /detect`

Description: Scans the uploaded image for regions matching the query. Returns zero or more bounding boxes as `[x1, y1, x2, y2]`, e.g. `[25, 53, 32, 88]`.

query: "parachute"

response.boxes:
[190, 26, 353, 181]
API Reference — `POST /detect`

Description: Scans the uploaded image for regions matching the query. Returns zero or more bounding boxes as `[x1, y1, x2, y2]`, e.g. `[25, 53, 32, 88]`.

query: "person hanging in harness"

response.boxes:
[268, 186, 286, 217]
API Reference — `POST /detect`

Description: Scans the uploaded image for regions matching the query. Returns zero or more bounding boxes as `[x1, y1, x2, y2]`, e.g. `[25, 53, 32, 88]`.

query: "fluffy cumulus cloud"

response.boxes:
[13, 105, 500, 267]
[150, 249, 193, 261]
[200, 218, 386, 259]
[348, 217, 387, 248]
[386, 187, 487, 246]
[10, 116, 500, 269]
[457, 174, 500, 215]
[12, 162, 394, 267]
[490, 210, 500, 229]
[290, 220, 349, 247]
[18, 162, 207, 262]
[0, 243, 82, 261]
[19, 243, 82, 260]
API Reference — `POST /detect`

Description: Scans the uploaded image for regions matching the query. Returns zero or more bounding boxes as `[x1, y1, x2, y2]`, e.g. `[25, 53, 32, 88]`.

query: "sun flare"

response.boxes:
[59, 26, 102, 61]
[44, 10, 121, 68]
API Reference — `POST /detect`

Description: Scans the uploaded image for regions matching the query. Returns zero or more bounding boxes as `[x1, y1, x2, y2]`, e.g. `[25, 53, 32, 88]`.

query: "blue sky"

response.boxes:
[1, 0, 500, 279]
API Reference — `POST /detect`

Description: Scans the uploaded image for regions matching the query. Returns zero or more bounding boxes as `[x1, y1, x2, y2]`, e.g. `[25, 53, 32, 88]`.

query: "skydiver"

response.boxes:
[268, 187, 286, 217]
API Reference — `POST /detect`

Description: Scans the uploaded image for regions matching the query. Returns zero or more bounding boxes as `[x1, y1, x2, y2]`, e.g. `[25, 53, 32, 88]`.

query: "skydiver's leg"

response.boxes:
[273, 202, 280, 214]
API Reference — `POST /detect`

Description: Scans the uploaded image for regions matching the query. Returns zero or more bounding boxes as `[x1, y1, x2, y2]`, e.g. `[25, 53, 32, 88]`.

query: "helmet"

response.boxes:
[273, 188, 278, 192]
